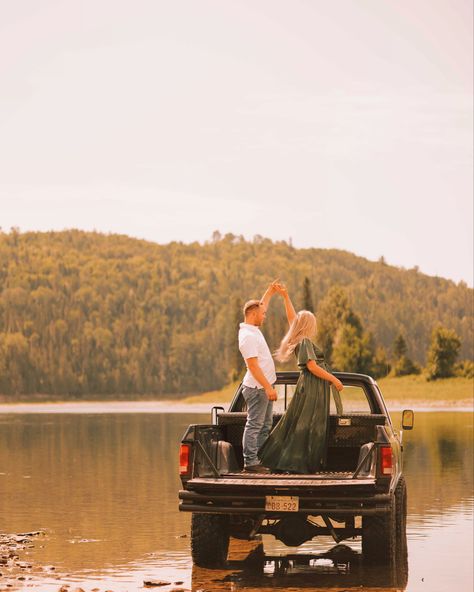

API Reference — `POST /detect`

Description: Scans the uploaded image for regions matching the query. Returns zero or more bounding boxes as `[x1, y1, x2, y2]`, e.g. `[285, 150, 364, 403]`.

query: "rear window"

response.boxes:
[272, 382, 371, 415]
[331, 385, 371, 414]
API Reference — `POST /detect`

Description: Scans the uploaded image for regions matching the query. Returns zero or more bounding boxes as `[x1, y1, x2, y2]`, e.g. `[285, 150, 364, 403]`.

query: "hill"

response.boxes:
[0, 229, 471, 398]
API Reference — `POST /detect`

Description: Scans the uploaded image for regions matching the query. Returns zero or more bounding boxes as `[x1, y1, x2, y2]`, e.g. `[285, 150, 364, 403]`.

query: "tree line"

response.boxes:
[297, 284, 472, 381]
[0, 229, 472, 398]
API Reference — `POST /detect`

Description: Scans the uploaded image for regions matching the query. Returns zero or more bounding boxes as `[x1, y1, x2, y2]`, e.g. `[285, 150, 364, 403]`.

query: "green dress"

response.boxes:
[258, 338, 341, 474]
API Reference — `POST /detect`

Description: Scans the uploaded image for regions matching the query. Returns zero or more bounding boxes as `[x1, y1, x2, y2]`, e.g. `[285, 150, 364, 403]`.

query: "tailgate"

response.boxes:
[187, 472, 376, 491]
[179, 471, 389, 516]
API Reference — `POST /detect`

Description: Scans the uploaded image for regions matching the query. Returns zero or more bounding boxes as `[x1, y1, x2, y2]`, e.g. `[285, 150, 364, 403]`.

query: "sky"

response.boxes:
[0, 1, 472, 285]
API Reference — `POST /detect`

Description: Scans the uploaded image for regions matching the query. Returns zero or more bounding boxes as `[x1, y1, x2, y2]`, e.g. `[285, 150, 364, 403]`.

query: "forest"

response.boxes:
[0, 228, 472, 399]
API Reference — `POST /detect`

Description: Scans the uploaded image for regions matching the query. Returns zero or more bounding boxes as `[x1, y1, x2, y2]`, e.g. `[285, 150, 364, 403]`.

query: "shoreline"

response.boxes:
[0, 399, 472, 414]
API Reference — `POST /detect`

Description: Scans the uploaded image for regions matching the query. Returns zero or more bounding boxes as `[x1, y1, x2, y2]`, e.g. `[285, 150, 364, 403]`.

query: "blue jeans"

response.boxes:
[242, 386, 274, 467]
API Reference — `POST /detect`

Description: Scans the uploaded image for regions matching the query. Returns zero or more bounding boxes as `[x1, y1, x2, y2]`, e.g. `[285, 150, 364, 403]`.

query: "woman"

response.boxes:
[258, 284, 343, 474]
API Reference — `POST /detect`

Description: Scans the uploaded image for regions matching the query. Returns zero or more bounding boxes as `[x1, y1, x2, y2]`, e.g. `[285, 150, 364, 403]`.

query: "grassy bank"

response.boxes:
[377, 375, 473, 406]
[183, 375, 473, 408]
[183, 382, 241, 404]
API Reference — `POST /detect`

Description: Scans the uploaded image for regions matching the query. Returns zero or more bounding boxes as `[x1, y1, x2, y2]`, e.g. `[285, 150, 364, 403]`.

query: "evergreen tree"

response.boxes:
[426, 326, 461, 380]
[332, 324, 375, 374]
[393, 334, 408, 359]
[231, 298, 246, 381]
[392, 333, 420, 376]
[371, 346, 391, 379]
[393, 356, 420, 377]
[316, 286, 364, 364]
[302, 276, 314, 312]
[316, 287, 350, 363]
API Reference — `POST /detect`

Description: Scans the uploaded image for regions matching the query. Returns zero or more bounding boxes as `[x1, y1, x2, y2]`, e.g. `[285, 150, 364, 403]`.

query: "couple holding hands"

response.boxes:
[238, 281, 343, 474]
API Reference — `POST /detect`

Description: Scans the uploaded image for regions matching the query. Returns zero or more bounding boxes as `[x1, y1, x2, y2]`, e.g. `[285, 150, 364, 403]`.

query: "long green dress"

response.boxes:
[258, 338, 340, 474]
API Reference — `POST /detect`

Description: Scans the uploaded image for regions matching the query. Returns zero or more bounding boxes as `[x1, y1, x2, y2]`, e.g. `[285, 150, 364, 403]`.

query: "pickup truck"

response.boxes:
[178, 371, 414, 568]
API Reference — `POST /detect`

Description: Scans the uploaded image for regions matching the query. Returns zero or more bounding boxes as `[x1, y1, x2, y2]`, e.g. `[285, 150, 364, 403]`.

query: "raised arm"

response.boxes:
[259, 279, 279, 311]
[275, 283, 297, 325]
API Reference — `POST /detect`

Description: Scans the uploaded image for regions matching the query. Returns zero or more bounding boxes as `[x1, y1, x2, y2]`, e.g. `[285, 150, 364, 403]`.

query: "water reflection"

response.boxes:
[0, 411, 472, 591]
[190, 539, 408, 591]
[0, 413, 194, 567]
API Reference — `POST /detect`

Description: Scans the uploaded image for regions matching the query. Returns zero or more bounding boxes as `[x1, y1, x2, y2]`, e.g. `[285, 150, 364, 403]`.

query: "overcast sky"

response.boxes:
[0, 1, 472, 285]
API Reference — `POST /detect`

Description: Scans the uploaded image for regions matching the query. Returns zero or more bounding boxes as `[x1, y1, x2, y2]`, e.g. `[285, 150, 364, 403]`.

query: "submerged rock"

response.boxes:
[0, 531, 53, 586]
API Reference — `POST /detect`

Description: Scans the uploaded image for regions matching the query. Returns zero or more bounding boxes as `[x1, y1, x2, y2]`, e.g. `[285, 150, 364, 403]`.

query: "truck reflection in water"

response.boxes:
[191, 538, 408, 591]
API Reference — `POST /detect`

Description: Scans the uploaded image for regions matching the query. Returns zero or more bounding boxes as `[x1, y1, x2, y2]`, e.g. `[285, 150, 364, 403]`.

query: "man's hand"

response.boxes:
[246, 358, 277, 400]
[260, 278, 280, 310]
[265, 386, 278, 401]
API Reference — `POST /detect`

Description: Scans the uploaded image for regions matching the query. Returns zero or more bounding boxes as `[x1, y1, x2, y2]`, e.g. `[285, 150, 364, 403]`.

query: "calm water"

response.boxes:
[0, 410, 472, 591]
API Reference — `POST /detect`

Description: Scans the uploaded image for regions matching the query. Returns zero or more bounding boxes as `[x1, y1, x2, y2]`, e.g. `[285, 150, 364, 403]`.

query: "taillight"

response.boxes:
[380, 446, 393, 475]
[179, 444, 191, 475]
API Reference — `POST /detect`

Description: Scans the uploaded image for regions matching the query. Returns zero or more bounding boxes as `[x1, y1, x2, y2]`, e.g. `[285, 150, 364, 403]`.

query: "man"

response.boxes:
[238, 282, 278, 473]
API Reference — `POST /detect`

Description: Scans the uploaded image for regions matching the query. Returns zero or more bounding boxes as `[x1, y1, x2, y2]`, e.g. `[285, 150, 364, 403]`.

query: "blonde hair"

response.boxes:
[274, 310, 317, 362]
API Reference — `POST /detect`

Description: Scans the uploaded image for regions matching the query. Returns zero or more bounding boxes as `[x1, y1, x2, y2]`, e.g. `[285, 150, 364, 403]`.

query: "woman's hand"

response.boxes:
[270, 278, 280, 293]
[274, 282, 296, 325]
[274, 282, 289, 297]
[331, 377, 343, 392]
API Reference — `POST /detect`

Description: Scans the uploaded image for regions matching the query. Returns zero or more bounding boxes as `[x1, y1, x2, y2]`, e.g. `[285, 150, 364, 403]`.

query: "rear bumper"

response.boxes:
[178, 483, 392, 516]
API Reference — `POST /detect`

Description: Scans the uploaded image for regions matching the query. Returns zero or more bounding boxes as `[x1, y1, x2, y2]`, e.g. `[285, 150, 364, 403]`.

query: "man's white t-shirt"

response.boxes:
[238, 322, 277, 389]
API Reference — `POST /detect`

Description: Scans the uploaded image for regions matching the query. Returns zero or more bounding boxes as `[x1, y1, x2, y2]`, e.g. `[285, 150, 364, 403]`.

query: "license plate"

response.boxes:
[265, 495, 299, 512]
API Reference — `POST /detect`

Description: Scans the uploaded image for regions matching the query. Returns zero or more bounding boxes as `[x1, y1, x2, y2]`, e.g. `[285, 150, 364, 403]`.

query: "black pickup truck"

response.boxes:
[178, 371, 414, 568]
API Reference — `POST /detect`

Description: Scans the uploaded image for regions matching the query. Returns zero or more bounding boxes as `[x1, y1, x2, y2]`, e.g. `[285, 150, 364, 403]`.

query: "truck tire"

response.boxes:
[191, 513, 230, 567]
[362, 497, 396, 565]
[362, 476, 407, 565]
[395, 476, 408, 560]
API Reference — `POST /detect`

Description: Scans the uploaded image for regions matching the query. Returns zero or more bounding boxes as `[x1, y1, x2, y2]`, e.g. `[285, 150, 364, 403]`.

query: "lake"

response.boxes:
[0, 410, 472, 591]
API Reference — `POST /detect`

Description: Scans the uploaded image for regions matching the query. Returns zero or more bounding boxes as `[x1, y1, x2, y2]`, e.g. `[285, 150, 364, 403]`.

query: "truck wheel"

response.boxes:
[362, 477, 407, 566]
[191, 513, 230, 567]
[362, 497, 396, 565]
[395, 476, 408, 562]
